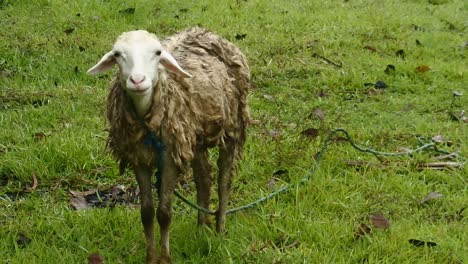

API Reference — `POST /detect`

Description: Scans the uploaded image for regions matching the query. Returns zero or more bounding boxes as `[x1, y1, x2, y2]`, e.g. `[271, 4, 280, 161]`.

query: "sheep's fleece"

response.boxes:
[106, 27, 250, 170]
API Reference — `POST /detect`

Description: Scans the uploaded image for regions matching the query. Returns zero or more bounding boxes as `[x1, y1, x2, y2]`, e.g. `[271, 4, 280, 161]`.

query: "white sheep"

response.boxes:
[87, 27, 250, 263]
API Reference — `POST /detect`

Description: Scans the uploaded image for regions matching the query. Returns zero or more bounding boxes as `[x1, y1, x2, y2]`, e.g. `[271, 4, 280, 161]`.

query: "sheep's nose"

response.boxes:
[129, 75, 146, 85]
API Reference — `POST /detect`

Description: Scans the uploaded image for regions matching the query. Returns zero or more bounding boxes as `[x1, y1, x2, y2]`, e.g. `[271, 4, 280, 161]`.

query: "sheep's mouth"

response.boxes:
[128, 88, 150, 95]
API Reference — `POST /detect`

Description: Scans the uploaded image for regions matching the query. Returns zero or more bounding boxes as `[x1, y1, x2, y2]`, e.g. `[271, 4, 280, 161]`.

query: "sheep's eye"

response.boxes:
[114, 51, 121, 57]
[155, 50, 162, 56]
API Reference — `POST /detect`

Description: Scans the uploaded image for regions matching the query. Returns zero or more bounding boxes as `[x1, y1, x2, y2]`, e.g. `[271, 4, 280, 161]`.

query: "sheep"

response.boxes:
[87, 27, 250, 263]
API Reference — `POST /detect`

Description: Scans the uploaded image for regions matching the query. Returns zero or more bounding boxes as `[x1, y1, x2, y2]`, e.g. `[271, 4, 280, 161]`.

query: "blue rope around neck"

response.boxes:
[142, 126, 166, 194]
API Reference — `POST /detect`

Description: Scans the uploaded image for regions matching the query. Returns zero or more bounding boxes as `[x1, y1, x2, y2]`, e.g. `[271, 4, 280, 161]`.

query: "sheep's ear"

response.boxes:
[87, 51, 116, 75]
[160, 50, 192, 78]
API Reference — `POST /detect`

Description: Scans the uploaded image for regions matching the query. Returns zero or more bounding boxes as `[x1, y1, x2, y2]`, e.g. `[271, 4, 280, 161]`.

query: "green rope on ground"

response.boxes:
[174, 128, 462, 215]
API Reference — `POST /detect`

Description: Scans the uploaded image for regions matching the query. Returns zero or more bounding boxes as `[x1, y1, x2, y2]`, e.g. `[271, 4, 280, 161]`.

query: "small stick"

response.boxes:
[312, 52, 342, 68]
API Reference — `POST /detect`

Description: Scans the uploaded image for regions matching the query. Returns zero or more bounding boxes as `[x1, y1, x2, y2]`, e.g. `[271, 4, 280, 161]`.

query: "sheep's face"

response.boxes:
[87, 30, 192, 97]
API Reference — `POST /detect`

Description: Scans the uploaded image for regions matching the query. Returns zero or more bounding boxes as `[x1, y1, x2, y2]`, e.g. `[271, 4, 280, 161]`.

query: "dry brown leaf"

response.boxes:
[33, 132, 47, 142]
[70, 196, 89, 210]
[433, 153, 458, 161]
[267, 130, 281, 138]
[312, 108, 325, 121]
[111, 185, 126, 199]
[363, 45, 377, 52]
[422, 192, 443, 204]
[418, 162, 464, 170]
[249, 119, 261, 125]
[431, 135, 445, 143]
[69, 189, 98, 197]
[88, 253, 104, 264]
[369, 213, 390, 229]
[415, 65, 430, 73]
[24, 174, 38, 192]
[301, 128, 319, 138]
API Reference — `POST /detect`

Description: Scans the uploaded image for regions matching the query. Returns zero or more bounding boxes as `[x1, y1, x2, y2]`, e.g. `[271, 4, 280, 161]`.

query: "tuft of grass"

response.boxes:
[1, 0, 467, 263]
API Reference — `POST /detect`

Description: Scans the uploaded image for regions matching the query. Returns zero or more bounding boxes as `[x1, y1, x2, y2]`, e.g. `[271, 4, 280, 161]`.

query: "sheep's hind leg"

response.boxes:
[216, 139, 236, 233]
[134, 165, 158, 264]
[192, 147, 213, 226]
[157, 156, 178, 264]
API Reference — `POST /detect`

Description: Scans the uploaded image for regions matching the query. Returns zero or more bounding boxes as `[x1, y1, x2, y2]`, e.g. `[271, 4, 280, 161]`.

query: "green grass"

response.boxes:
[1, 0, 467, 263]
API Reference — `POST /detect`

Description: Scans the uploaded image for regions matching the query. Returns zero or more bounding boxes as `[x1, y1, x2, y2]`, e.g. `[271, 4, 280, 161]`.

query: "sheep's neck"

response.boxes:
[128, 90, 153, 118]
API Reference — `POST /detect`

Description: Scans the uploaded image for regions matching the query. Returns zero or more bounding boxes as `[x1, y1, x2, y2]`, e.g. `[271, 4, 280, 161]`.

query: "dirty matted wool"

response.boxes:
[106, 27, 250, 170]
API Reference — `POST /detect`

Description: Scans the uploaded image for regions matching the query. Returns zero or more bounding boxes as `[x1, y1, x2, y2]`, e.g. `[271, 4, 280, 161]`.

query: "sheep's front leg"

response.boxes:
[157, 155, 178, 263]
[192, 147, 212, 226]
[216, 141, 236, 233]
[134, 165, 158, 264]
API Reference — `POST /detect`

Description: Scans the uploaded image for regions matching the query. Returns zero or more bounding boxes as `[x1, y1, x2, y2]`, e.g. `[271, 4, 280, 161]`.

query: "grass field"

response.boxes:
[1, 0, 467, 263]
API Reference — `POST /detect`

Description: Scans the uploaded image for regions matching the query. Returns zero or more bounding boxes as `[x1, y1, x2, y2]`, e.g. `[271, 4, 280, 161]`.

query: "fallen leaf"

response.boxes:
[312, 52, 342, 68]
[363, 45, 377, 52]
[267, 130, 281, 138]
[415, 65, 430, 73]
[88, 253, 104, 264]
[23, 174, 38, 192]
[367, 88, 384, 96]
[333, 136, 348, 143]
[70, 196, 89, 210]
[265, 177, 278, 190]
[452, 90, 463, 97]
[69, 189, 98, 197]
[249, 119, 261, 125]
[418, 161, 464, 170]
[64, 28, 75, 34]
[301, 128, 319, 138]
[374, 80, 388, 89]
[284, 240, 300, 249]
[311, 108, 325, 121]
[433, 153, 458, 161]
[16, 233, 31, 248]
[111, 185, 125, 199]
[398, 147, 411, 153]
[354, 223, 372, 239]
[33, 132, 47, 141]
[431, 135, 445, 143]
[422, 192, 443, 203]
[384, 64, 395, 74]
[369, 213, 390, 229]
[408, 239, 437, 247]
